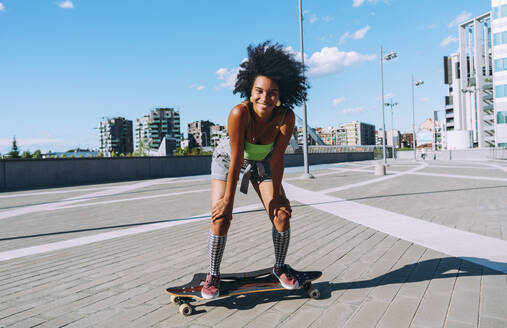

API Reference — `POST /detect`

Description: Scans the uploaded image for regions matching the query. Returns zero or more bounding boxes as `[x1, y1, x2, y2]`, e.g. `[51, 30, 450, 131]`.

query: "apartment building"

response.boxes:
[210, 125, 227, 148]
[188, 120, 214, 148]
[99, 117, 133, 156]
[313, 122, 375, 146]
[135, 108, 181, 152]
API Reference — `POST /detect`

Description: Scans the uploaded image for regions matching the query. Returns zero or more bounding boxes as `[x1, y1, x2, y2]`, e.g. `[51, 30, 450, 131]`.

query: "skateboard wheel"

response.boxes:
[170, 295, 178, 304]
[308, 288, 320, 299]
[179, 303, 193, 316]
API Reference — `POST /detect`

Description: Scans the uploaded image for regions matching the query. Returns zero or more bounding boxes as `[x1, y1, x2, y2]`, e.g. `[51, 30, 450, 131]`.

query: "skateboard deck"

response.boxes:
[166, 267, 322, 316]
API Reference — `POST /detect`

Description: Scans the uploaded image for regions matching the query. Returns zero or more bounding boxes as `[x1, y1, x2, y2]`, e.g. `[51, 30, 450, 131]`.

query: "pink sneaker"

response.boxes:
[201, 274, 220, 299]
[273, 265, 299, 290]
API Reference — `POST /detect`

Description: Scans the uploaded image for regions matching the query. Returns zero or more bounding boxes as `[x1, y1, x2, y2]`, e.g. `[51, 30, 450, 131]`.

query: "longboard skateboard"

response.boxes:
[166, 267, 322, 316]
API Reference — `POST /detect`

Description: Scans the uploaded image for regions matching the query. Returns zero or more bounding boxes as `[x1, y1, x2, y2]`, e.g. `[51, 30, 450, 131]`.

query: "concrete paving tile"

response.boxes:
[480, 285, 507, 321]
[0, 304, 33, 321]
[444, 320, 476, 328]
[6, 315, 46, 328]
[33, 314, 82, 328]
[100, 304, 158, 328]
[478, 315, 507, 328]
[278, 304, 324, 328]
[410, 292, 452, 328]
[124, 306, 171, 328]
[342, 300, 389, 328]
[309, 302, 358, 328]
[243, 309, 288, 328]
[376, 296, 419, 328]
[62, 307, 119, 328]
[445, 278, 480, 326]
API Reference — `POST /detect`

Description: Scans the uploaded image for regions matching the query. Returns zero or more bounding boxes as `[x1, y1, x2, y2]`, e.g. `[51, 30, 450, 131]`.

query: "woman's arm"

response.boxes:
[269, 109, 296, 201]
[211, 104, 247, 221]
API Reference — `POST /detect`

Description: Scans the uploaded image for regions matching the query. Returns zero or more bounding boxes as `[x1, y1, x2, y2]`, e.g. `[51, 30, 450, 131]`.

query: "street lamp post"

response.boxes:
[299, 0, 313, 179]
[380, 47, 397, 165]
[411, 76, 424, 161]
[384, 100, 399, 158]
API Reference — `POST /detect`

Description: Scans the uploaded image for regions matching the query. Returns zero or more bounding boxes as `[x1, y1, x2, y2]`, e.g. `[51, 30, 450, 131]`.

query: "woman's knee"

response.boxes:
[211, 215, 232, 235]
[274, 207, 291, 223]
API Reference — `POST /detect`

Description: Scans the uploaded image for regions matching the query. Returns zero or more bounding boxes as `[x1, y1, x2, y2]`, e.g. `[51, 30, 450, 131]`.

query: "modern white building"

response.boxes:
[443, 3, 507, 148]
[492, 0, 507, 147]
[443, 11, 494, 148]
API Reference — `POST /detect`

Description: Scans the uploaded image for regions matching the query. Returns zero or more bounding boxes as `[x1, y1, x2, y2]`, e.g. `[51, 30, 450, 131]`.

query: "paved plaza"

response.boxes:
[0, 159, 506, 328]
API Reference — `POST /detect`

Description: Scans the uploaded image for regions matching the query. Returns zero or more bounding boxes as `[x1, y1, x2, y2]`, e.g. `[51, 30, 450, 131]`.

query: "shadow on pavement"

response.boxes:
[189, 257, 505, 313]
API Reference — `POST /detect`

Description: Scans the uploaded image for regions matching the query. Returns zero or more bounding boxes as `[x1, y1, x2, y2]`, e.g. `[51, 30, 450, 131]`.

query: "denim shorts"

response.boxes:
[211, 137, 272, 192]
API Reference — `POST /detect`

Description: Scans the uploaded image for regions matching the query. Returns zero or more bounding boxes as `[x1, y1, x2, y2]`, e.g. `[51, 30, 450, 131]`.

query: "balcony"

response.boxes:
[483, 103, 494, 111]
[483, 83, 493, 90]
[483, 94, 493, 101]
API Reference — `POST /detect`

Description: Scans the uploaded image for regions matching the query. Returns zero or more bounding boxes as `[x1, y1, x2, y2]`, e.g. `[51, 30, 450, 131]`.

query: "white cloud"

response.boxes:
[440, 35, 457, 47]
[0, 3, 5, 11]
[353, 0, 365, 7]
[333, 97, 346, 106]
[339, 25, 371, 44]
[322, 16, 334, 23]
[353, 0, 389, 7]
[309, 13, 318, 24]
[448, 11, 472, 27]
[420, 97, 430, 103]
[377, 92, 396, 101]
[216, 67, 239, 89]
[306, 47, 376, 78]
[189, 84, 205, 91]
[58, 0, 74, 8]
[343, 107, 365, 113]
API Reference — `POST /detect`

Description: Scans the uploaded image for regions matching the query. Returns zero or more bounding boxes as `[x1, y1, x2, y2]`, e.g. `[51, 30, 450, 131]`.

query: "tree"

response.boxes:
[21, 151, 32, 159]
[134, 138, 151, 157]
[32, 149, 42, 159]
[8, 136, 20, 158]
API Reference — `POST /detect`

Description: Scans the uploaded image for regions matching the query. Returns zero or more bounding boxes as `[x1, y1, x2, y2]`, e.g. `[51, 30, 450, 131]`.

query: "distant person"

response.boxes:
[202, 41, 307, 299]
[421, 148, 426, 160]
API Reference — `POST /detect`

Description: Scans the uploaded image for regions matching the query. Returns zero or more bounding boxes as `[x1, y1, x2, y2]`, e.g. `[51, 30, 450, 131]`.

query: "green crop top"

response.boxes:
[244, 141, 274, 161]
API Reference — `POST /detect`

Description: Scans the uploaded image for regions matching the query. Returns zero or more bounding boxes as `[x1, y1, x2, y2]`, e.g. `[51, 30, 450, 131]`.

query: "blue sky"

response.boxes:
[0, 0, 491, 153]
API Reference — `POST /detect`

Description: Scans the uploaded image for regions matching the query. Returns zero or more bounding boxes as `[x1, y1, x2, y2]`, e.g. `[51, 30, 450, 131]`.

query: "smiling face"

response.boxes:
[250, 75, 280, 118]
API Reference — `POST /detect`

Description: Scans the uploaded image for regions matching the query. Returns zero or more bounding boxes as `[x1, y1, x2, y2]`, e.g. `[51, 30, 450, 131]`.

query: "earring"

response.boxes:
[250, 97, 254, 103]
[276, 100, 281, 107]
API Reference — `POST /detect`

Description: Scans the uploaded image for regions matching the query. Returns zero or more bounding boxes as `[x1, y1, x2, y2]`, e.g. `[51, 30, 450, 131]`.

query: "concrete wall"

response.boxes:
[0, 152, 373, 191]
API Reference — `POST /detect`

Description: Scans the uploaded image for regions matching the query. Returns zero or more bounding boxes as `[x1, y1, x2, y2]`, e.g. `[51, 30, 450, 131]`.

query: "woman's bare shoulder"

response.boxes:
[229, 101, 249, 121]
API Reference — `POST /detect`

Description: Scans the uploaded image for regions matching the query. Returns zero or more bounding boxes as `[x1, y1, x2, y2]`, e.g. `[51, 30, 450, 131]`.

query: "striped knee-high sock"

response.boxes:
[208, 231, 227, 276]
[272, 227, 290, 268]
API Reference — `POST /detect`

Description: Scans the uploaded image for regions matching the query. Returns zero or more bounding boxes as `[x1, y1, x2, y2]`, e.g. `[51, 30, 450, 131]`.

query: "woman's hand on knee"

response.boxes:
[269, 199, 292, 221]
[212, 198, 233, 222]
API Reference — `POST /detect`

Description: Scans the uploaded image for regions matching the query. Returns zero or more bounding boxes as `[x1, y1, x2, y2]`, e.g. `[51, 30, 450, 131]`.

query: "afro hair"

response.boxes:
[233, 41, 308, 110]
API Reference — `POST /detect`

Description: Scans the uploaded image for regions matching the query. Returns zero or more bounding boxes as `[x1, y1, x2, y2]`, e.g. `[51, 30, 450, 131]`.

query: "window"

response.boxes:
[494, 58, 507, 72]
[497, 111, 507, 124]
[493, 5, 507, 20]
[493, 31, 507, 45]
[496, 85, 507, 98]
[498, 143, 507, 147]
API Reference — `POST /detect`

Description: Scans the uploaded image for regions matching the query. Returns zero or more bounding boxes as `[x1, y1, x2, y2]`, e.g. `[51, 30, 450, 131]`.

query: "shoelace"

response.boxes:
[206, 275, 219, 287]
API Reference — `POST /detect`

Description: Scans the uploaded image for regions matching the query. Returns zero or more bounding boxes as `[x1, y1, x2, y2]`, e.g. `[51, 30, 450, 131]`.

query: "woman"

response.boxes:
[202, 41, 308, 299]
